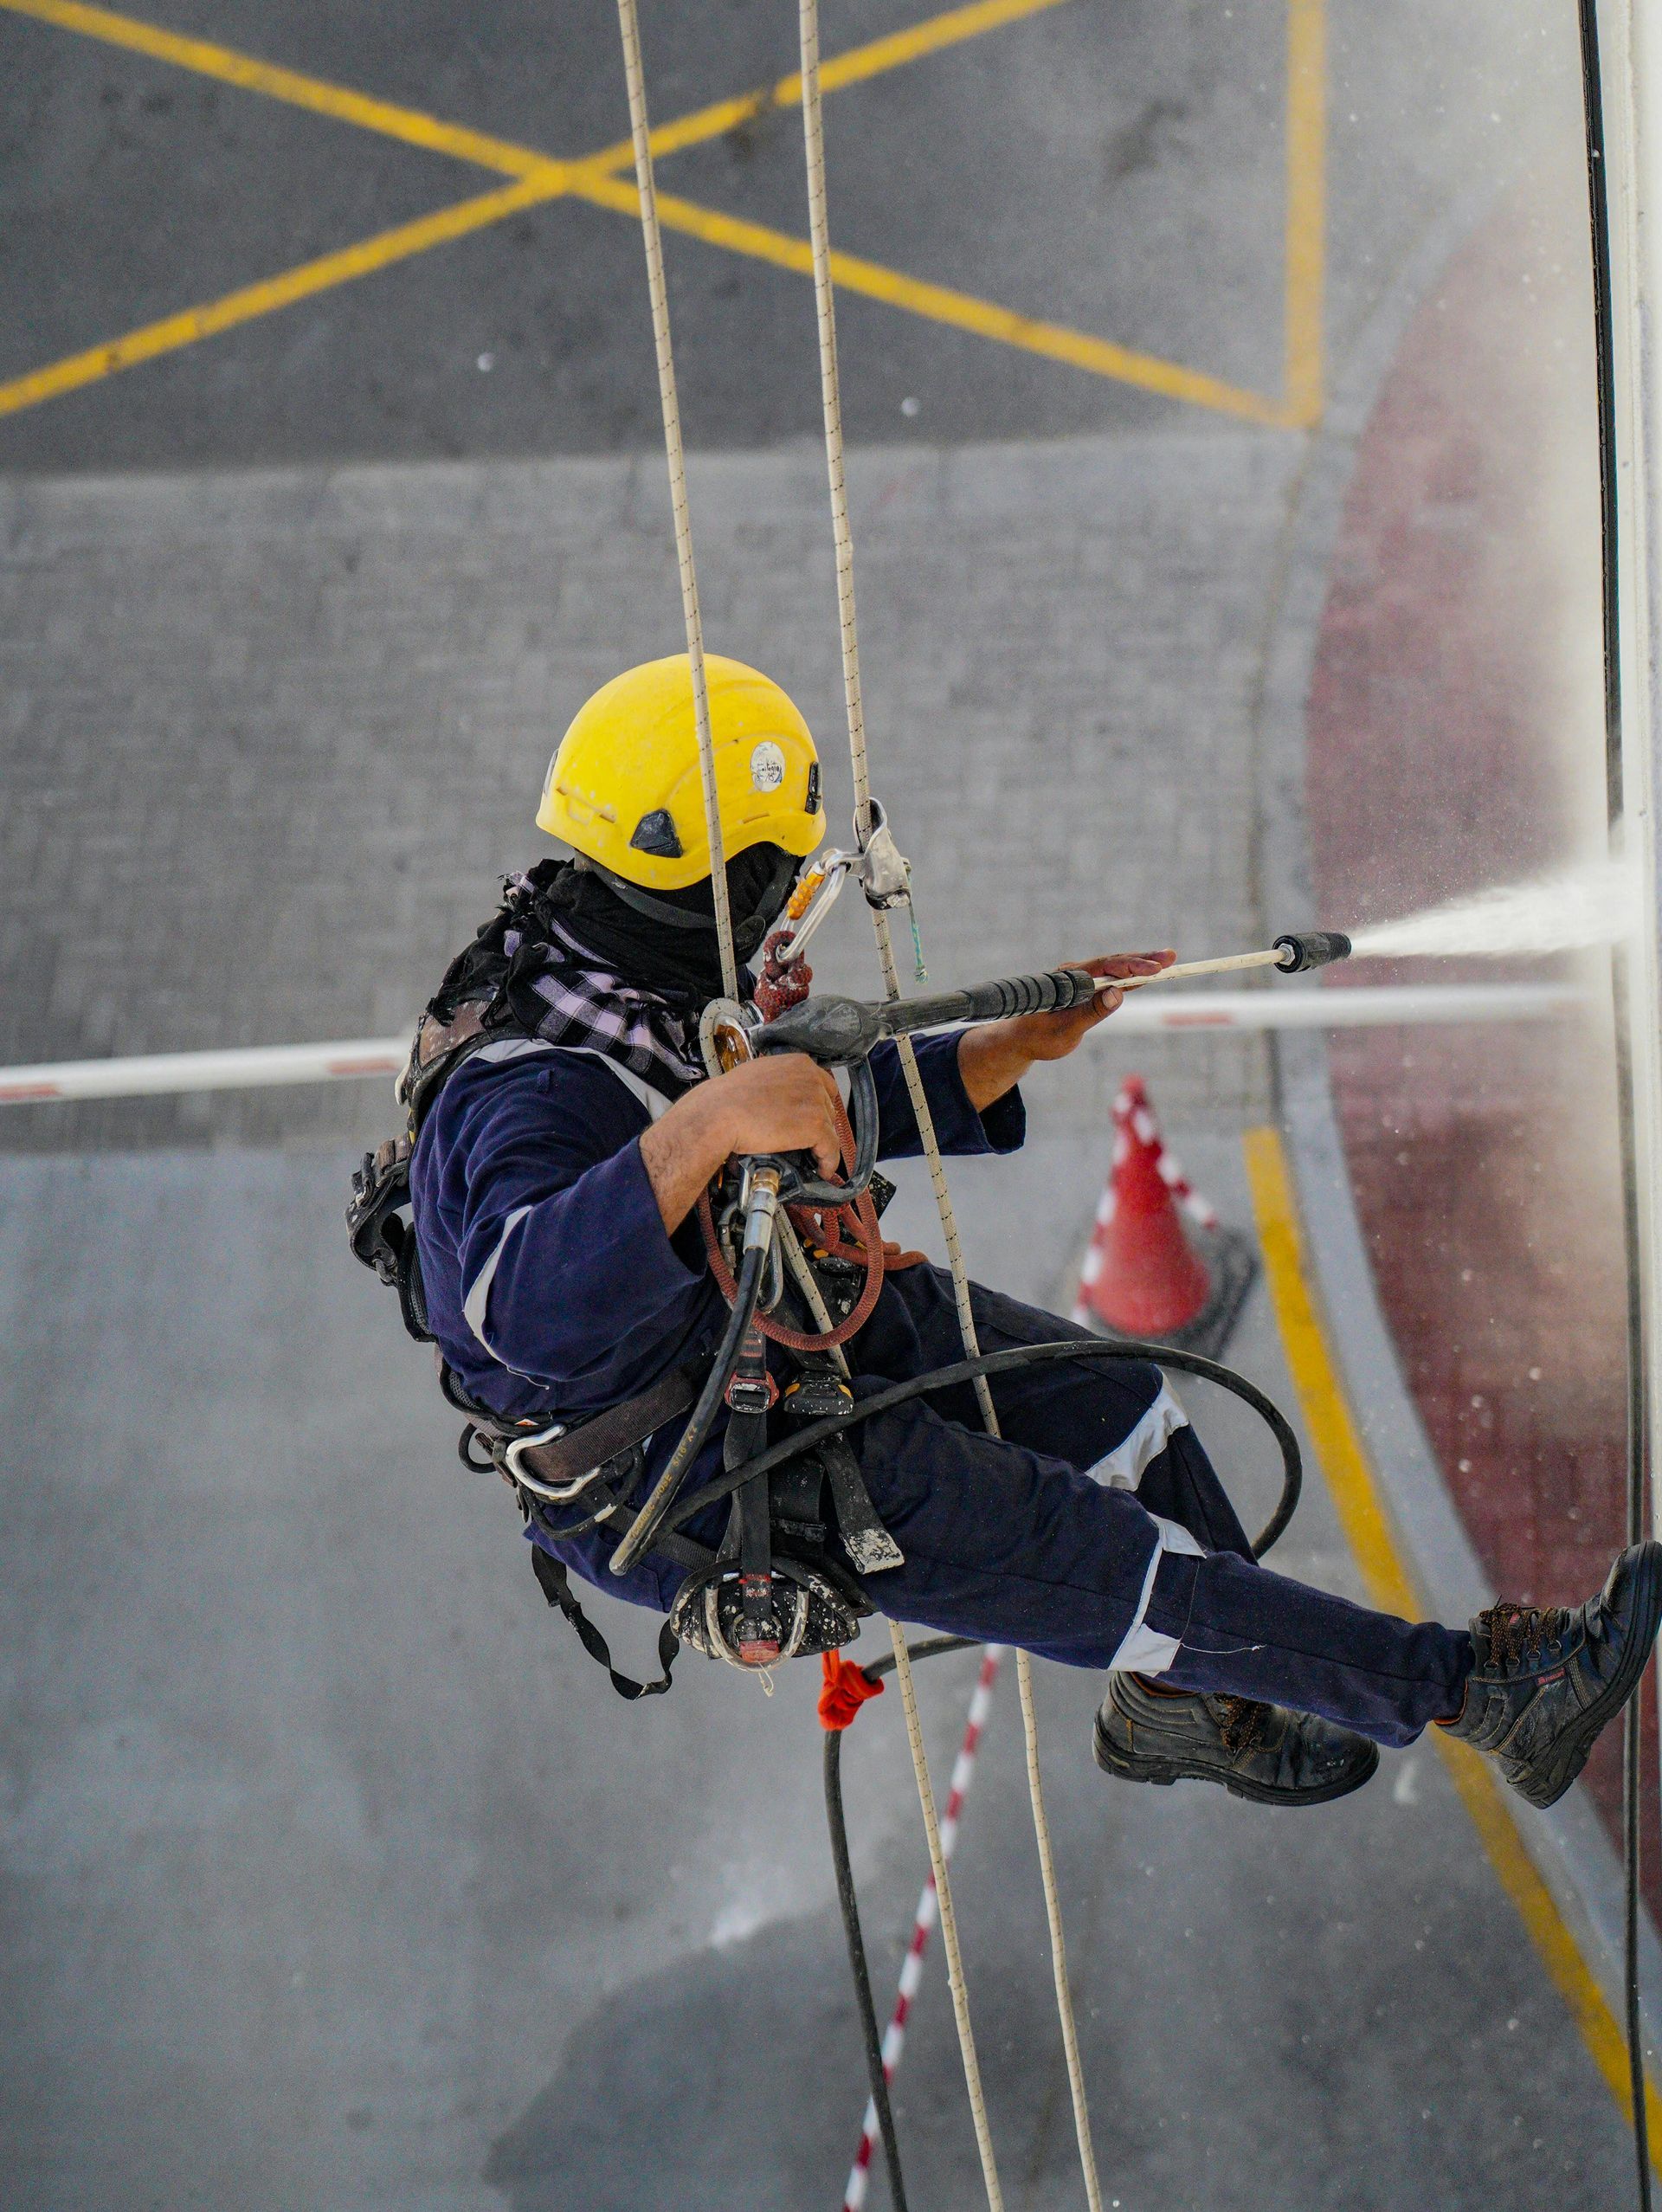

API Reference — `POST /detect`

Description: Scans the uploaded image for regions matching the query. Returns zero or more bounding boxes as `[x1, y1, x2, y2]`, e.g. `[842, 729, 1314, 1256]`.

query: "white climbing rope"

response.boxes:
[612, 0, 738, 1003]
[614, 3, 1100, 2196]
[796, 3, 1104, 2206]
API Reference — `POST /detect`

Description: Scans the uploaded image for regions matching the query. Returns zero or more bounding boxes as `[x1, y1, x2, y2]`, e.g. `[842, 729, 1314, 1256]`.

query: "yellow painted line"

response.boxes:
[0, 0, 1075, 182]
[0, 174, 566, 422]
[586, 0, 1080, 171]
[1243, 1125, 1662, 2162]
[1281, 0, 1324, 429]
[575, 171, 1286, 426]
[0, 0, 563, 178]
[0, 0, 1283, 431]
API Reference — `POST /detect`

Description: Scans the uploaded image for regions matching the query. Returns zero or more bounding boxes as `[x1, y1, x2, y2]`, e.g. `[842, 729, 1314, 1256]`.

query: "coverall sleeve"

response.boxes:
[871, 1029, 1026, 1159]
[443, 1057, 713, 1399]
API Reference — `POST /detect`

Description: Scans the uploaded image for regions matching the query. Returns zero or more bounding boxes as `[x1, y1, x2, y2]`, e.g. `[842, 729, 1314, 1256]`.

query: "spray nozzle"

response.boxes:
[1272, 930, 1353, 974]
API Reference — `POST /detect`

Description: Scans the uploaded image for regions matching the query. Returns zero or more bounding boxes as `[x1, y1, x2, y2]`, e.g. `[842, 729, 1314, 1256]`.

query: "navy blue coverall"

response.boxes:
[411, 1032, 1472, 1744]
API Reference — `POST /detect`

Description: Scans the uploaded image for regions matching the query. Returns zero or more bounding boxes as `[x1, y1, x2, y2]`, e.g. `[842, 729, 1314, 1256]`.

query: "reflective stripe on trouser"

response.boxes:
[838, 1268, 1472, 1747]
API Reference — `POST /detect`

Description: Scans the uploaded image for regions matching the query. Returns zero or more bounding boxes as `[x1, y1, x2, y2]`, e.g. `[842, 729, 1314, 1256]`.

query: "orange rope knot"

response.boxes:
[819, 1648, 884, 1731]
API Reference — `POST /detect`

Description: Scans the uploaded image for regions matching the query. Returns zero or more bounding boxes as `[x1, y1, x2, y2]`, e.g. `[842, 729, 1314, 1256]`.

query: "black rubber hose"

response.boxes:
[823, 1636, 976, 2212]
[608, 1239, 768, 1576]
[663, 1335, 1302, 1561]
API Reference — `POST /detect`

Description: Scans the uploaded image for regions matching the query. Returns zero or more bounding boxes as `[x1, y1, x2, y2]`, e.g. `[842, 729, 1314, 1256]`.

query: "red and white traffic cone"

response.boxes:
[1073, 1076, 1251, 1352]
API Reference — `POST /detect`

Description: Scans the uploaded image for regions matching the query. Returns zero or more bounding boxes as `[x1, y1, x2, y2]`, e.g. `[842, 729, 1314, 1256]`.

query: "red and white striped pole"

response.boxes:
[841, 1645, 1004, 2212]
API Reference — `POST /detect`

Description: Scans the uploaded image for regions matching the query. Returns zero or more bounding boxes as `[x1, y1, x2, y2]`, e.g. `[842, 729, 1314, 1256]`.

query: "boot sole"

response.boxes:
[1092, 1714, 1378, 1808]
[1515, 1540, 1662, 1810]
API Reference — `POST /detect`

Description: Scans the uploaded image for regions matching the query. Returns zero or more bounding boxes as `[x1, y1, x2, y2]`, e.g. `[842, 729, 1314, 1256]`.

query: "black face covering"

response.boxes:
[553, 843, 800, 1001]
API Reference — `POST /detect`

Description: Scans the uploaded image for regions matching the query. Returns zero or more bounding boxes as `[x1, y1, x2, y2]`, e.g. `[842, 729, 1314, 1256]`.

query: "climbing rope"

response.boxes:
[614, 2, 1103, 2192]
[795, 4, 1006, 2199]
[612, 0, 738, 1003]
[795, 3, 1103, 2204]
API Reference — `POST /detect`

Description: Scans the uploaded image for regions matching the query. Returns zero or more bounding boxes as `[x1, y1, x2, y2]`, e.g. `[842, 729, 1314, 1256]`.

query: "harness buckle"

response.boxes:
[504, 1422, 604, 1505]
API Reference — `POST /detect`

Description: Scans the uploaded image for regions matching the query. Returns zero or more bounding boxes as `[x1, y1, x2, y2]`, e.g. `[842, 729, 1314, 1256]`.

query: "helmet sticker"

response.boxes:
[750, 740, 787, 793]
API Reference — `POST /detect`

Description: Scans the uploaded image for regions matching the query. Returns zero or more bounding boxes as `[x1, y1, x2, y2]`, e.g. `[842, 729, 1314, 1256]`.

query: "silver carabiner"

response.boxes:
[504, 1421, 604, 1506]
[774, 852, 854, 965]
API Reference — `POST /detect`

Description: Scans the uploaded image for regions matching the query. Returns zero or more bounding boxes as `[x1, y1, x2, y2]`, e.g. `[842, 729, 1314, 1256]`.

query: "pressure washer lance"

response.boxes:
[1107, 930, 1353, 993]
[748, 932, 1353, 1067]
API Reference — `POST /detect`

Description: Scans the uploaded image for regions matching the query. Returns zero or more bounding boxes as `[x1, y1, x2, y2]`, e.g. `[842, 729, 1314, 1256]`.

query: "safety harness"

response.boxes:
[345, 865, 904, 1697]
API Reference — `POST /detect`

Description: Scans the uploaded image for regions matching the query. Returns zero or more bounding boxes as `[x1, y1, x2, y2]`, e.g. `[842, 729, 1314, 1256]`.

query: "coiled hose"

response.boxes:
[657, 1332, 1304, 1558]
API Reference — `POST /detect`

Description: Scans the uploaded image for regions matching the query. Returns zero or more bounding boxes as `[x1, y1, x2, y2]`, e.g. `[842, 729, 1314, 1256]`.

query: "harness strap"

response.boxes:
[529, 1541, 680, 1701]
[506, 1363, 706, 1493]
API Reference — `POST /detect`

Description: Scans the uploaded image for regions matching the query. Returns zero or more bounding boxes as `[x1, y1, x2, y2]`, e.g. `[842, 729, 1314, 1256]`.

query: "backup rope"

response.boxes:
[613, 3, 1102, 2198]
[612, 0, 739, 1003]
[795, 4, 1104, 2207]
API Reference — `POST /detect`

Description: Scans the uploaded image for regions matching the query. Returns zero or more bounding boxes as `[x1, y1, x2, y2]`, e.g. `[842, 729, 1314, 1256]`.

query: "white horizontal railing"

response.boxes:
[0, 1040, 409, 1105]
[0, 983, 1592, 1106]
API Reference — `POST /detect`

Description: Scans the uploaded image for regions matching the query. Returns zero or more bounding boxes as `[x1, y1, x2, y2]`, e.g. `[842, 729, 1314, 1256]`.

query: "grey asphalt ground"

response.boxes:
[1, 0, 1570, 468]
[0, 1, 1638, 2207]
[0, 1138, 1635, 2212]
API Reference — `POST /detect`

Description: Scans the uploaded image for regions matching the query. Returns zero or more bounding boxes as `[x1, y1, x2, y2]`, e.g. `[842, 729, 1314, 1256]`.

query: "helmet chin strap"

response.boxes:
[589, 854, 800, 957]
[589, 863, 715, 932]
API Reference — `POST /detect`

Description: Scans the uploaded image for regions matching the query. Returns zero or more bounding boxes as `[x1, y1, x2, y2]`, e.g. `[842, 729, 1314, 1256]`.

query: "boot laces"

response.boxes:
[1216, 1695, 1271, 1754]
[1480, 1600, 1570, 1672]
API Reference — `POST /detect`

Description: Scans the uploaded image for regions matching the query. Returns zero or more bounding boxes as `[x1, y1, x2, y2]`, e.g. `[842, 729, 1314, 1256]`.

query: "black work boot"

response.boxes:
[1093, 1674, 1379, 1807]
[1444, 1541, 1662, 1809]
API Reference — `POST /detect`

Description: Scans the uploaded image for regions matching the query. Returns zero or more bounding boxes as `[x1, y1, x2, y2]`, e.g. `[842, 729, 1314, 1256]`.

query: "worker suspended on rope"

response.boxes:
[355, 654, 1662, 1812]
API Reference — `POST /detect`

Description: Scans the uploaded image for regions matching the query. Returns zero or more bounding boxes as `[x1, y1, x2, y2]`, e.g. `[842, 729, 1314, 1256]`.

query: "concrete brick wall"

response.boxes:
[0, 425, 1292, 1150]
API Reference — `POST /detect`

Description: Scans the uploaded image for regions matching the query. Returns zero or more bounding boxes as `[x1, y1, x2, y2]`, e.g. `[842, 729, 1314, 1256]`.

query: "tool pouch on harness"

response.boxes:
[347, 1136, 430, 1343]
[345, 999, 509, 1352]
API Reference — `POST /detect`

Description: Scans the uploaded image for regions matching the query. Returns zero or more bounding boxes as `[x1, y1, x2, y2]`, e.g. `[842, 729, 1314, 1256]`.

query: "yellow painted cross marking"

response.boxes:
[574, 169, 1287, 426]
[1283, 0, 1325, 429]
[0, 177, 571, 422]
[583, 0, 1082, 171]
[1243, 1125, 1662, 2167]
[0, 0, 566, 176]
[0, 0, 1320, 431]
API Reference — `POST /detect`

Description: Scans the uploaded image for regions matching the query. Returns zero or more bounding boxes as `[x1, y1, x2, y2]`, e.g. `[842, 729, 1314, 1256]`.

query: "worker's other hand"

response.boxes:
[708, 1050, 846, 1179]
[1017, 951, 1174, 1058]
[955, 951, 1174, 1113]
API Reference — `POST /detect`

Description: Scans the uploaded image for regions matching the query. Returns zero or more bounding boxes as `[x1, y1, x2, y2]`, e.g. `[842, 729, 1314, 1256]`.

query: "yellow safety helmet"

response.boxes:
[538, 654, 825, 891]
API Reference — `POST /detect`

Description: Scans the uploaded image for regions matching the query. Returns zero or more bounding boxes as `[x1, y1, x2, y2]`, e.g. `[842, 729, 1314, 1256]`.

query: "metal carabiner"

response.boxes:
[503, 1420, 604, 1506]
[775, 852, 854, 966]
